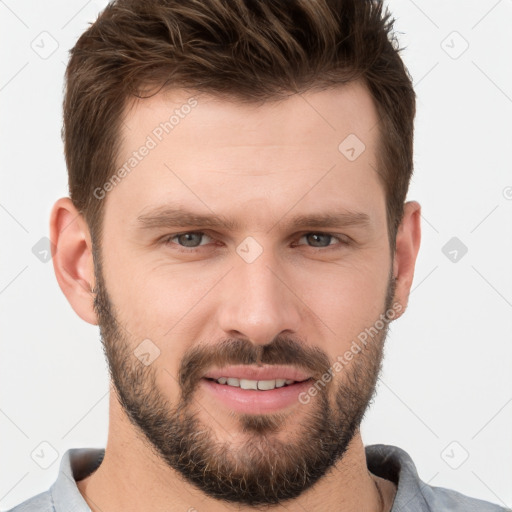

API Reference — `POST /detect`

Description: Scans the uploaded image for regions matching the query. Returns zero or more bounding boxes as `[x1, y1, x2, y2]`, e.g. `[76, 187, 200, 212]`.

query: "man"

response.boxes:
[8, 0, 507, 511]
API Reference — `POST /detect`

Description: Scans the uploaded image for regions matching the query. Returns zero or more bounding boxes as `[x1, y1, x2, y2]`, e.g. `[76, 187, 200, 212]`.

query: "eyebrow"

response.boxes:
[136, 206, 372, 233]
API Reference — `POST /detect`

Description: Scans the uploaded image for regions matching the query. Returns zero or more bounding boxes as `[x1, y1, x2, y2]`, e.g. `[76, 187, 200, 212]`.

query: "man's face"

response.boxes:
[93, 82, 396, 505]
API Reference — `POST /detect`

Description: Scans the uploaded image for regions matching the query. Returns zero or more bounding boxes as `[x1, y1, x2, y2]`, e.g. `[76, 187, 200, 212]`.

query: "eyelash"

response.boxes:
[161, 231, 351, 254]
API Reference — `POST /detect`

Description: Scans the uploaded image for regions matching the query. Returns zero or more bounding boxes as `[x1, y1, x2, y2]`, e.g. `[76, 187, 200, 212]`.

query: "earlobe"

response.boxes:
[50, 197, 98, 325]
[391, 201, 421, 318]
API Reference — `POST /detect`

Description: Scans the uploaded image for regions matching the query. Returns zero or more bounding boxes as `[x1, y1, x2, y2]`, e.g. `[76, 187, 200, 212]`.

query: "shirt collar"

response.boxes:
[366, 443, 431, 511]
[50, 448, 104, 512]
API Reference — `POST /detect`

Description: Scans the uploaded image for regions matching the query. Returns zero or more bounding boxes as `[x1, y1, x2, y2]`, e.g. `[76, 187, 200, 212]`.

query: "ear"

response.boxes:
[391, 201, 421, 318]
[50, 197, 98, 325]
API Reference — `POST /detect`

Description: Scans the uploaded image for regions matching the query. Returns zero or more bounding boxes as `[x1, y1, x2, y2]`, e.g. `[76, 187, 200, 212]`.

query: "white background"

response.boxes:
[1, 0, 511, 510]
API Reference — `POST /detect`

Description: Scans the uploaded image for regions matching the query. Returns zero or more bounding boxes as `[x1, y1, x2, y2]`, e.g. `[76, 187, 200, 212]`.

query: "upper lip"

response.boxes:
[203, 365, 311, 382]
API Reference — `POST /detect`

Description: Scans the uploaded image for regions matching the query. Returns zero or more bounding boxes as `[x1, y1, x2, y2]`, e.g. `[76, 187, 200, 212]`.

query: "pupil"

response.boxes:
[308, 233, 330, 247]
[179, 233, 201, 247]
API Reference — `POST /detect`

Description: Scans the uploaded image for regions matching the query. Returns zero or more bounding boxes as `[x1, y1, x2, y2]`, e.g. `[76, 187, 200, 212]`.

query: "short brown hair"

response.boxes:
[63, 0, 415, 250]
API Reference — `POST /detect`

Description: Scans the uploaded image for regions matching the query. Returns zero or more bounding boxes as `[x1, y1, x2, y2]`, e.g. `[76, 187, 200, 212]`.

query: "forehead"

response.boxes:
[107, 81, 384, 228]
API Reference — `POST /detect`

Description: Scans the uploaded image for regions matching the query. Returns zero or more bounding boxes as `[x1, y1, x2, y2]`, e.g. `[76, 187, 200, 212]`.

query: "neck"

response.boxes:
[77, 391, 396, 512]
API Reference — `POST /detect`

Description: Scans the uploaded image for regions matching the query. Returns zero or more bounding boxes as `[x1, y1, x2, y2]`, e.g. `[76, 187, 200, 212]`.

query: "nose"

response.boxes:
[216, 246, 302, 346]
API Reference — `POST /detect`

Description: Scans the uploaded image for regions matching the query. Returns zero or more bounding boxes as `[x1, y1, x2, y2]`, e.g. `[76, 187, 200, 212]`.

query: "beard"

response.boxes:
[92, 252, 396, 507]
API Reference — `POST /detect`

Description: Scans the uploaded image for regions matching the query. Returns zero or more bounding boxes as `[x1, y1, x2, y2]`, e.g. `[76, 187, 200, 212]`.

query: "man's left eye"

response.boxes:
[296, 233, 348, 248]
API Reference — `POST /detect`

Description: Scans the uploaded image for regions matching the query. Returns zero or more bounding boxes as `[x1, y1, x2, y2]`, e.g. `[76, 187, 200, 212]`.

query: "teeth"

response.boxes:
[257, 380, 276, 390]
[214, 377, 300, 390]
[240, 379, 258, 390]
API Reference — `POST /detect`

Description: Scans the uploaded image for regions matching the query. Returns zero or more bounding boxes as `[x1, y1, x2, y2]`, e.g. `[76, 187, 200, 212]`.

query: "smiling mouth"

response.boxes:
[203, 377, 312, 391]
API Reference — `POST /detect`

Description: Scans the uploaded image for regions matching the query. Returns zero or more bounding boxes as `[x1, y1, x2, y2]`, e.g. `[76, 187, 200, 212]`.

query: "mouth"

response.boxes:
[203, 376, 311, 391]
[199, 365, 315, 414]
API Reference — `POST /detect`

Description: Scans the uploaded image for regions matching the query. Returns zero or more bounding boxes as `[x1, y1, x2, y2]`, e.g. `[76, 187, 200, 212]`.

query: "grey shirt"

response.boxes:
[7, 444, 509, 511]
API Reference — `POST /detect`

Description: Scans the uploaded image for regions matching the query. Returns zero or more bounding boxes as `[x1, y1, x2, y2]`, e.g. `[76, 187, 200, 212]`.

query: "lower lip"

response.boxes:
[200, 378, 313, 414]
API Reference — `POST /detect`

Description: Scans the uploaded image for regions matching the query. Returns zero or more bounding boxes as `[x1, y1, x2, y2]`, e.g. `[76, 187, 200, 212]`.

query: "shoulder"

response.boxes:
[422, 483, 510, 512]
[365, 444, 509, 512]
[4, 447, 103, 512]
[4, 490, 54, 512]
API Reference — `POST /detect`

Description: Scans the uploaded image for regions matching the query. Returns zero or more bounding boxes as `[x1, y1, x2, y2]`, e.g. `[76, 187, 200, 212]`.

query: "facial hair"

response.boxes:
[93, 252, 396, 506]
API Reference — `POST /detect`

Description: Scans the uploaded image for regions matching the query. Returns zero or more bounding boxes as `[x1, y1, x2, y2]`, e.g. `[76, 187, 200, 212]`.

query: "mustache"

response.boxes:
[179, 336, 332, 400]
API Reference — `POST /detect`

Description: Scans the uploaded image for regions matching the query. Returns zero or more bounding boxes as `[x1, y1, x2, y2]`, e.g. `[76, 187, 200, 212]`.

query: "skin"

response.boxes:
[50, 80, 421, 512]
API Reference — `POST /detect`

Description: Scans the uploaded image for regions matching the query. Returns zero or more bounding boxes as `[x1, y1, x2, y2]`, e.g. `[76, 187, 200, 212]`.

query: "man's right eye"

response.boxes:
[162, 231, 214, 248]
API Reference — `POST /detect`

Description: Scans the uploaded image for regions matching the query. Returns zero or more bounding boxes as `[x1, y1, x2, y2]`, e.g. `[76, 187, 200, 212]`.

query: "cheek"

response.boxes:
[292, 257, 390, 341]
[100, 244, 223, 348]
